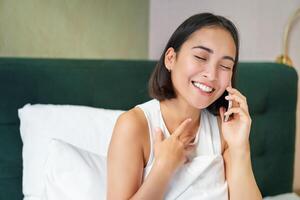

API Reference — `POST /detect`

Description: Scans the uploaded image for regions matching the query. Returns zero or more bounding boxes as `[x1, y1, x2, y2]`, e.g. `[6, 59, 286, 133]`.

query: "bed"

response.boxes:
[0, 57, 298, 199]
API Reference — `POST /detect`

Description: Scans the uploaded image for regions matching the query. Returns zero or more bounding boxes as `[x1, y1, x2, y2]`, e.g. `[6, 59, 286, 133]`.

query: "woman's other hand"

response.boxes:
[153, 118, 197, 174]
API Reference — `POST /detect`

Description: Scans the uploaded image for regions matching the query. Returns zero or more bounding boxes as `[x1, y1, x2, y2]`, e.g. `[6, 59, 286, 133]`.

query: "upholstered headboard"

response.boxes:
[0, 58, 298, 199]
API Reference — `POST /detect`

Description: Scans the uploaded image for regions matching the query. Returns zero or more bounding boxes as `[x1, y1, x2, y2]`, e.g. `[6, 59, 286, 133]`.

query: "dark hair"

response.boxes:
[148, 12, 239, 116]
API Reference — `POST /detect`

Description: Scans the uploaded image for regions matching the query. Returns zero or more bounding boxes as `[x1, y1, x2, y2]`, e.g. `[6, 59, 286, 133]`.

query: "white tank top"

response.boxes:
[136, 99, 228, 200]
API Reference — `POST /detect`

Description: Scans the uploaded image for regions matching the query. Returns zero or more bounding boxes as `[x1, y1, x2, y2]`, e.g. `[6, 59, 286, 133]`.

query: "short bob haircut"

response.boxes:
[148, 13, 239, 116]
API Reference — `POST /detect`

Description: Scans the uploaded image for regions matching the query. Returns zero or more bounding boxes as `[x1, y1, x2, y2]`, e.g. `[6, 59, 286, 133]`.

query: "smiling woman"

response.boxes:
[148, 14, 239, 116]
[160, 26, 236, 111]
[107, 13, 262, 200]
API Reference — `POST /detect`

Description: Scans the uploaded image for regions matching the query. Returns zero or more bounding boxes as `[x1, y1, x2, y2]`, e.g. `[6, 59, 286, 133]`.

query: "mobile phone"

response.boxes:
[223, 99, 232, 122]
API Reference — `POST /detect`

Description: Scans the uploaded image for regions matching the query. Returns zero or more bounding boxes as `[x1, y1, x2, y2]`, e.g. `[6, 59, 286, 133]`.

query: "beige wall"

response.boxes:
[0, 0, 149, 59]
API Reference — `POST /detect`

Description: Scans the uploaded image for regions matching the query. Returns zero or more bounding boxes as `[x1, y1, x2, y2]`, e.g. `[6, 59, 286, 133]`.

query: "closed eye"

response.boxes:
[220, 65, 232, 70]
[194, 55, 207, 61]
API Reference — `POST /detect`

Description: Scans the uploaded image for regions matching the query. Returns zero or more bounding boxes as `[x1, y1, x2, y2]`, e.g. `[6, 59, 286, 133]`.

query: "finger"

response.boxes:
[226, 87, 246, 100]
[225, 94, 249, 112]
[224, 107, 249, 121]
[187, 135, 198, 144]
[180, 135, 192, 145]
[173, 118, 192, 138]
[154, 127, 164, 143]
[179, 131, 195, 145]
[219, 106, 226, 123]
[185, 143, 196, 151]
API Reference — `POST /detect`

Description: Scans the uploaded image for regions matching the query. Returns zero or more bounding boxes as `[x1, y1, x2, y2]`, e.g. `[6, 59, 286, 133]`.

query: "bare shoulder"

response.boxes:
[110, 107, 148, 148]
[216, 115, 228, 155]
[107, 107, 149, 199]
[115, 107, 147, 133]
[108, 106, 150, 166]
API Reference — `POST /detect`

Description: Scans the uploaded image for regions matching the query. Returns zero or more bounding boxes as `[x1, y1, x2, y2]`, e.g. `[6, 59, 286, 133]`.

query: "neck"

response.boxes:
[160, 97, 201, 135]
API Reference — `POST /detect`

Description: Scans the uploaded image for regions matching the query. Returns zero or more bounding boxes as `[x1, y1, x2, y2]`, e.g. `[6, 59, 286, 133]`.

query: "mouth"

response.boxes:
[191, 81, 215, 94]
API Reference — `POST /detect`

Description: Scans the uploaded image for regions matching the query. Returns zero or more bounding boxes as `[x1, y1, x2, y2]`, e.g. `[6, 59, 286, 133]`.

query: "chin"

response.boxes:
[188, 98, 212, 110]
[188, 93, 221, 110]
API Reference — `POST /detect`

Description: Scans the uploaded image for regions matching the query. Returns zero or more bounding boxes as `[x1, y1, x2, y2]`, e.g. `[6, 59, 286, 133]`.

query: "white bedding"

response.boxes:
[18, 104, 300, 200]
[263, 193, 300, 200]
[18, 104, 123, 200]
[42, 139, 106, 200]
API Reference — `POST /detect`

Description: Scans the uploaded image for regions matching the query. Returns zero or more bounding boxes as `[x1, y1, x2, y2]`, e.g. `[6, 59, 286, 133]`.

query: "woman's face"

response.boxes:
[165, 26, 236, 109]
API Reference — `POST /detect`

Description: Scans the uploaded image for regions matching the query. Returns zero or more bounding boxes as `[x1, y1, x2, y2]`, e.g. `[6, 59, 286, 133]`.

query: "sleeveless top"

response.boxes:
[135, 99, 228, 200]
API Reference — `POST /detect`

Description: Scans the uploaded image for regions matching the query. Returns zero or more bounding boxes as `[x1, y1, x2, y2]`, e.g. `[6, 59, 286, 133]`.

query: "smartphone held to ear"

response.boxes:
[223, 100, 232, 122]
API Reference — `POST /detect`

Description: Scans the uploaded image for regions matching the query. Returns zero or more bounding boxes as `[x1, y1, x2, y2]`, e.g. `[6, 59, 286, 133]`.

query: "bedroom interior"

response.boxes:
[0, 0, 299, 199]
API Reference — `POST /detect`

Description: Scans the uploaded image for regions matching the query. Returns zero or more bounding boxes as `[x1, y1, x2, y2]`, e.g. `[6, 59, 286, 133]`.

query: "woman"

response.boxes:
[107, 13, 262, 200]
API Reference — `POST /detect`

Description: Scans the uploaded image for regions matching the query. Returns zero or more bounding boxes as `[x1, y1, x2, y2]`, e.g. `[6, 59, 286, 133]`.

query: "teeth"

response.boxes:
[192, 81, 213, 93]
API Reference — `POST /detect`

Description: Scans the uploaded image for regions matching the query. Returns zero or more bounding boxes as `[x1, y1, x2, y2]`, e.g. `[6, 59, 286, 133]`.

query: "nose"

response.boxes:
[202, 62, 217, 81]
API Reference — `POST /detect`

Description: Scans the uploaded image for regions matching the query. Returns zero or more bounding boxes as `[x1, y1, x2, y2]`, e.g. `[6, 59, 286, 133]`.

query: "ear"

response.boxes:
[164, 47, 176, 72]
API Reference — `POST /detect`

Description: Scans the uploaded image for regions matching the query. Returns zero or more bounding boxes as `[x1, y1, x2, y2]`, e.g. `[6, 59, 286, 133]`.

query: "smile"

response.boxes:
[192, 81, 215, 93]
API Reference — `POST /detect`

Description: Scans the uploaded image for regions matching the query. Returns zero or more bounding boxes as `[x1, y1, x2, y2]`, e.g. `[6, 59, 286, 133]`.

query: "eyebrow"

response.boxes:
[192, 45, 235, 63]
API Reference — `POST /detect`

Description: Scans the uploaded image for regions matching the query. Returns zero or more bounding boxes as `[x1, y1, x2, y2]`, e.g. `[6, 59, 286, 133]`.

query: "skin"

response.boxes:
[107, 26, 262, 200]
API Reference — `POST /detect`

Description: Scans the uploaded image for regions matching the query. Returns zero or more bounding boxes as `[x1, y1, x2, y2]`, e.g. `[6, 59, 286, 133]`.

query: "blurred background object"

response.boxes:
[276, 7, 300, 67]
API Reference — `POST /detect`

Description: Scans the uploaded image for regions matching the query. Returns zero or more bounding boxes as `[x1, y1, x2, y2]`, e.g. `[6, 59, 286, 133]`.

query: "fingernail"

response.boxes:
[225, 96, 229, 100]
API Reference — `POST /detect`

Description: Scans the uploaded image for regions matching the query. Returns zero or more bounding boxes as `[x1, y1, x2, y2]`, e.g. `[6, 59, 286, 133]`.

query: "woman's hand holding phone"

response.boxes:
[219, 87, 252, 155]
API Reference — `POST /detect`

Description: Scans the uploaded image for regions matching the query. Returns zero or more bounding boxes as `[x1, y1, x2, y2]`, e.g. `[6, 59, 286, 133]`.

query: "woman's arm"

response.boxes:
[219, 87, 262, 200]
[223, 144, 262, 200]
[107, 108, 195, 200]
[107, 109, 169, 199]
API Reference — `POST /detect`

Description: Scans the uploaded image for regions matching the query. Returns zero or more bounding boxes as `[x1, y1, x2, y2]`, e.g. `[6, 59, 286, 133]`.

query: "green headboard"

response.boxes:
[0, 58, 298, 199]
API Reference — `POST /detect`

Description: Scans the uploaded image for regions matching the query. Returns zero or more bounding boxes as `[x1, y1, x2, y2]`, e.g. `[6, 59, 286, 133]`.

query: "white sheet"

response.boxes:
[264, 193, 300, 200]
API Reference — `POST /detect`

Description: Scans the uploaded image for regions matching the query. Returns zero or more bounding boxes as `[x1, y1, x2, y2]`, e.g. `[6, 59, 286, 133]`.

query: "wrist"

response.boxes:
[153, 159, 176, 178]
[228, 142, 251, 159]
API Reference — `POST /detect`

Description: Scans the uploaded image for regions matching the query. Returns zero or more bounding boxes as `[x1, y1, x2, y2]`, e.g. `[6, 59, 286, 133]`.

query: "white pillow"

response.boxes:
[18, 104, 124, 200]
[42, 139, 106, 200]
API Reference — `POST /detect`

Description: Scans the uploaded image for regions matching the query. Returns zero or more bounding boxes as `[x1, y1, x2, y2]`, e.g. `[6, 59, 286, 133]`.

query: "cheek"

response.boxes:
[175, 59, 199, 81]
[218, 71, 232, 88]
